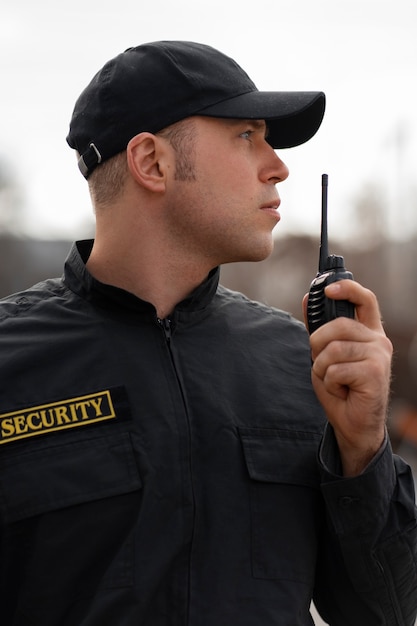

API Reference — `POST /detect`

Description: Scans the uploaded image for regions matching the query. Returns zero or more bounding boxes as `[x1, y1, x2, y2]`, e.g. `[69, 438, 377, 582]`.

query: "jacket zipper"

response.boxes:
[158, 317, 172, 343]
[157, 315, 195, 625]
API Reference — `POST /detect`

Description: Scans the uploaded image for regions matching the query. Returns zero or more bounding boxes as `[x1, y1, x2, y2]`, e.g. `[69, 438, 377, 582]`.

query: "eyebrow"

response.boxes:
[244, 119, 270, 138]
[230, 118, 269, 138]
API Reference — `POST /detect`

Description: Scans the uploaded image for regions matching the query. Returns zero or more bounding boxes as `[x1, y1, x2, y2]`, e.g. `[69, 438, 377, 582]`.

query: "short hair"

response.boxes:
[87, 150, 128, 208]
[157, 117, 197, 182]
[87, 117, 197, 209]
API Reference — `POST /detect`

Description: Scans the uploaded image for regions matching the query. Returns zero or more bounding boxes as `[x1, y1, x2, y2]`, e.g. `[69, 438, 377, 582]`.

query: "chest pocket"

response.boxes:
[0, 432, 141, 522]
[0, 432, 141, 623]
[239, 427, 323, 584]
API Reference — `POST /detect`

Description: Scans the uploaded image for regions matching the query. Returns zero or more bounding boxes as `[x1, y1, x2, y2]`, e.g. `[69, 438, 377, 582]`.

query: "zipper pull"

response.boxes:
[158, 317, 172, 342]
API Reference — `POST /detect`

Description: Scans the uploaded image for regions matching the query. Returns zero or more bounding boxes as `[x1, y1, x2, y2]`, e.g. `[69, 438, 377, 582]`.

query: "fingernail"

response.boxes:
[326, 282, 341, 294]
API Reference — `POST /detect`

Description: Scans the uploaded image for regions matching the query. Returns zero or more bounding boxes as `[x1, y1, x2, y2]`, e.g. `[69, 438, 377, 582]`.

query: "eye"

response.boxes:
[239, 130, 253, 140]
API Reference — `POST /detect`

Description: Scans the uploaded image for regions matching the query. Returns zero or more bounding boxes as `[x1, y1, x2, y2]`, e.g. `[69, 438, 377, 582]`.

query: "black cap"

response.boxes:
[67, 41, 325, 178]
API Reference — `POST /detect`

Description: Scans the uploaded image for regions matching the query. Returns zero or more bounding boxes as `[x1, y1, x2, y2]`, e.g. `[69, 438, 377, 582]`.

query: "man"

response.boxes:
[0, 41, 415, 625]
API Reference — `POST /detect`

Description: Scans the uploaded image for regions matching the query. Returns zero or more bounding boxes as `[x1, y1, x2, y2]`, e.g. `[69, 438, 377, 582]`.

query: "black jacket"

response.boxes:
[0, 240, 416, 625]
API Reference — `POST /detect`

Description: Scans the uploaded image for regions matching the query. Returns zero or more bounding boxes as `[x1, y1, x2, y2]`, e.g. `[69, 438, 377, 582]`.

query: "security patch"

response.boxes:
[0, 389, 128, 444]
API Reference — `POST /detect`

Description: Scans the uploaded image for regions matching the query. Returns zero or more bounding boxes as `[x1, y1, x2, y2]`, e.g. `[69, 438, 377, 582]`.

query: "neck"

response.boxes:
[86, 235, 212, 319]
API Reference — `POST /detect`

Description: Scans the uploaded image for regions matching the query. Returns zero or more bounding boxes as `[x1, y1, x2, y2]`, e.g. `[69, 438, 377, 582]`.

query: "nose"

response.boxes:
[260, 147, 289, 185]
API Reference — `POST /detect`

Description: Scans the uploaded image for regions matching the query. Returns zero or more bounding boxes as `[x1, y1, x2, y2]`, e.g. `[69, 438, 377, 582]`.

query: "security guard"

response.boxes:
[0, 41, 416, 625]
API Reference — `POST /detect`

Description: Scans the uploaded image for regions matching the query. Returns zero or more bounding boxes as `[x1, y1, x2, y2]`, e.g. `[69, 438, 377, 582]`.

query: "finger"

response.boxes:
[324, 280, 383, 331]
[312, 338, 368, 383]
[312, 355, 391, 422]
[309, 316, 375, 363]
[302, 293, 308, 328]
[311, 365, 350, 401]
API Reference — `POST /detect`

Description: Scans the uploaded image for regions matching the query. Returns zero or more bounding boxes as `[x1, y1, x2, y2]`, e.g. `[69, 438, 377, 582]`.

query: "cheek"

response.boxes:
[196, 162, 256, 213]
[196, 146, 255, 188]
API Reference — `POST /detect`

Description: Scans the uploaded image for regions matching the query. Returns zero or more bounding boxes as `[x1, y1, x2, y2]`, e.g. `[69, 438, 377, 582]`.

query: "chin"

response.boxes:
[217, 234, 275, 265]
[226, 246, 274, 265]
[245, 238, 275, 262]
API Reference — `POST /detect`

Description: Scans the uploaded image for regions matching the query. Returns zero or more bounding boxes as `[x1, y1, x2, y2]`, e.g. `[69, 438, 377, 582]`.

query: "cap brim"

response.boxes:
[198, 91, 325, 148]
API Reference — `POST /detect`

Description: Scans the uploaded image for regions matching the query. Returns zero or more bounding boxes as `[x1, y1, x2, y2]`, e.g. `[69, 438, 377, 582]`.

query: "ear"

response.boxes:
[126, 133, 171, 193]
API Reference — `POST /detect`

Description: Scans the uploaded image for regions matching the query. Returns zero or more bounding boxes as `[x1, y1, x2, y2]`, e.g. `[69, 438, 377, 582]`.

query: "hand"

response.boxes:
[303, 280, 393, 477]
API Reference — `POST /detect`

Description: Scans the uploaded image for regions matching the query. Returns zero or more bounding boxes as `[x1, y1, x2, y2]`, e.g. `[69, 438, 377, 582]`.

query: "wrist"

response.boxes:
[336, 429, 386, 477]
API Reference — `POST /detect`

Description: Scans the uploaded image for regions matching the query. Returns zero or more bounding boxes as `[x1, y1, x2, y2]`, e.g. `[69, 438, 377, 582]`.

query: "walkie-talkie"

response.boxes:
[306, 174, 355, 334]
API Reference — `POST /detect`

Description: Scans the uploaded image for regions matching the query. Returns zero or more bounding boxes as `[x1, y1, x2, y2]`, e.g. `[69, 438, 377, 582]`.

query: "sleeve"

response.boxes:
[313, 424, 417, 626]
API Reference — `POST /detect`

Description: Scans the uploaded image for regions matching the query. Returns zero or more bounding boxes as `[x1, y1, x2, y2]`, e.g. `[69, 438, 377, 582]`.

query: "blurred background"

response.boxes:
[1, 2, 416, 622]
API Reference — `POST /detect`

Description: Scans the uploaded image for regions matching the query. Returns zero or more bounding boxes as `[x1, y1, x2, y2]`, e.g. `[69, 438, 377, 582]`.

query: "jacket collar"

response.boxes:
[63, 240, 220, 318]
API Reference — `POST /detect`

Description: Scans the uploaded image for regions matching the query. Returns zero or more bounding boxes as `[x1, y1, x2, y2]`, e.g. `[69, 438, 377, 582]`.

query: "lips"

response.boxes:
[260, 197, 280, 210]
[260, 200, 281, 221]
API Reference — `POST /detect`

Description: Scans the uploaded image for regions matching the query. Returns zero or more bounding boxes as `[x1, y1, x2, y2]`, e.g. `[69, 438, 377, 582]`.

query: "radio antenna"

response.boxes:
[318, 173, 329, 272]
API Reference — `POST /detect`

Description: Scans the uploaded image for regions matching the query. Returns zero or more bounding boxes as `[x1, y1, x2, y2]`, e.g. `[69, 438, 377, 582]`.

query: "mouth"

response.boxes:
[260, 200, 281, 221]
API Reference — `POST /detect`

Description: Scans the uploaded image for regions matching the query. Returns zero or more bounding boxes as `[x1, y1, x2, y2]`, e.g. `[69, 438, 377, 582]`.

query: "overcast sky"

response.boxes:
[1, 0, 416, 241]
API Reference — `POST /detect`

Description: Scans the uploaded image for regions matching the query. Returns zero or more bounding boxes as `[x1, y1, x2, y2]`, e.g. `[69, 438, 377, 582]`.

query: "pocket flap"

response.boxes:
[239, 427, 321, 488]
[0, 432, 141, 522]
